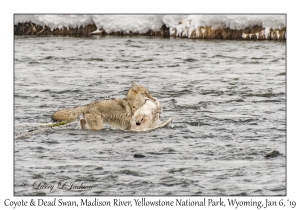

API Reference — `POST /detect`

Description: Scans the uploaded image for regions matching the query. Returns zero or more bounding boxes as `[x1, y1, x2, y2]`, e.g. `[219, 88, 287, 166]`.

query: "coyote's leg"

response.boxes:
[80, 119, 87, 129]
[85, 113, 103, 130]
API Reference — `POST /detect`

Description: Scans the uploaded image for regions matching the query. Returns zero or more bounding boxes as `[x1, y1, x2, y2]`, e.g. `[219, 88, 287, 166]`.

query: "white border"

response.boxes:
[2, 0, 299, 209]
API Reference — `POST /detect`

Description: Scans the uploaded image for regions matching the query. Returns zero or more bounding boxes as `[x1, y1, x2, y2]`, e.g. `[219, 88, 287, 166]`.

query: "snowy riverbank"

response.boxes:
[14, 15, 286, 40]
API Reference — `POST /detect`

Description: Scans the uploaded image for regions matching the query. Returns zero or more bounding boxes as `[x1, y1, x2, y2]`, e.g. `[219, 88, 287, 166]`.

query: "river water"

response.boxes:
[14, 36, 286, 196]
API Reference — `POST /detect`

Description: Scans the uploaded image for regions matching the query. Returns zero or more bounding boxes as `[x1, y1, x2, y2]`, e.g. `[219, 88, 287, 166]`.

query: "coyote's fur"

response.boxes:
[51, 82, 155, 130]
[130, 99, 162, 130]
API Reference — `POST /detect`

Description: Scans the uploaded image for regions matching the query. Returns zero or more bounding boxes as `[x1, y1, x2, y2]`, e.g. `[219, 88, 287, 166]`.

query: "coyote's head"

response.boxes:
[130, 82, 155, 101]
[126, 82, 155, 113]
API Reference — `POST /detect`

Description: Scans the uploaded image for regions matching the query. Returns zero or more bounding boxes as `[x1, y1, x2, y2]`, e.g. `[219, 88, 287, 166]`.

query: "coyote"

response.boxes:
[51, 82, 155, 130]
[130, 99, 162, 130]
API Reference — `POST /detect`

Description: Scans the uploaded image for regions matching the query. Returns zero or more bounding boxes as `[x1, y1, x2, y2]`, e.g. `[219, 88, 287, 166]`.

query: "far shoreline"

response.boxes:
[14, 22, 286, 41]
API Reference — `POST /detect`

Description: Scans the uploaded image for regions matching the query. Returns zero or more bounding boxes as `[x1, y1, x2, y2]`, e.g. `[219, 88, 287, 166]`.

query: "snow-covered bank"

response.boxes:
[14, 15, 286, 40]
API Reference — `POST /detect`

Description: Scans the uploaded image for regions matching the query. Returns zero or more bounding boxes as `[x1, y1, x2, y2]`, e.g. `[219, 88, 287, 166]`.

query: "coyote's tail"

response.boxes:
[52, 106, 86, 122]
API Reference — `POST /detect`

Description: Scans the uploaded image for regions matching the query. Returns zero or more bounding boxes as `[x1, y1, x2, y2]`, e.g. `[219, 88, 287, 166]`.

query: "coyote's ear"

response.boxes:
[131, 82, 138, 91]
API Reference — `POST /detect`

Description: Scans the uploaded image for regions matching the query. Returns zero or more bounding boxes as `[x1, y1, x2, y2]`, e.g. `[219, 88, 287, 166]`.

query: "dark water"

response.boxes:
[14, 36, 286, 196]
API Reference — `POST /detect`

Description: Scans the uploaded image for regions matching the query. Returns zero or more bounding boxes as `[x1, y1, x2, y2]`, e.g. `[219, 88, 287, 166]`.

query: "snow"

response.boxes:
[14, 14, 285, 37]
[15, 15, 95, 30]
[92, 15, 164, 34]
